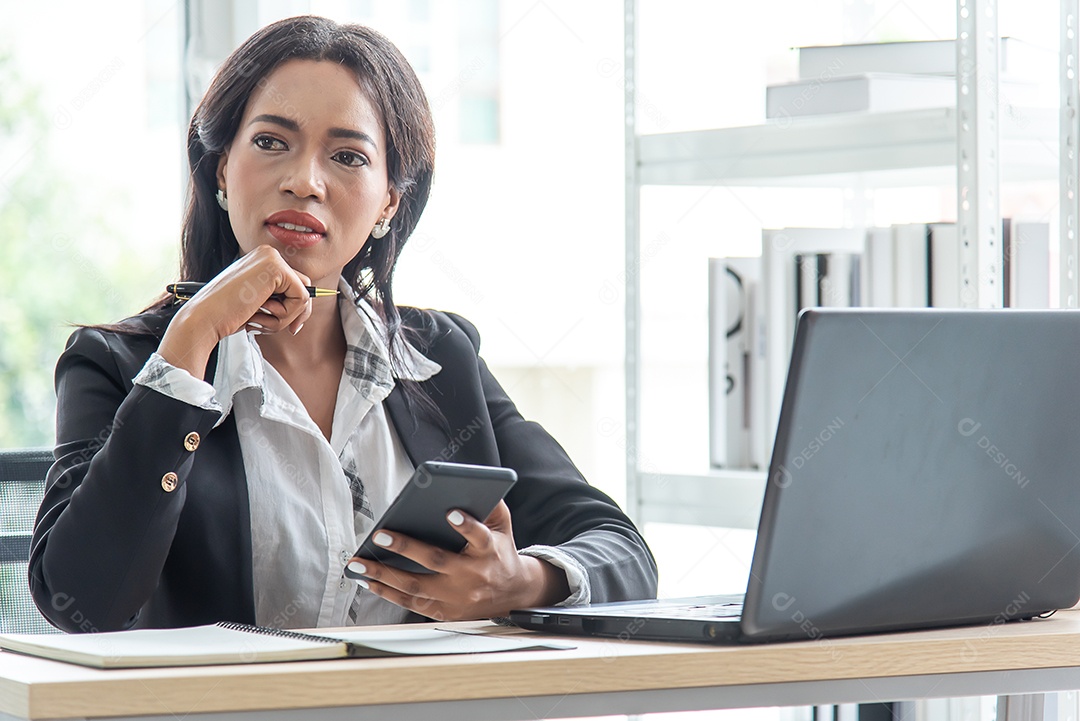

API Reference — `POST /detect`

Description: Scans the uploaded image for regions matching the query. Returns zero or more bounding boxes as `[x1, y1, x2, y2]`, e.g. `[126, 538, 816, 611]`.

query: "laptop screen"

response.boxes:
[742, 309, 1080, 641]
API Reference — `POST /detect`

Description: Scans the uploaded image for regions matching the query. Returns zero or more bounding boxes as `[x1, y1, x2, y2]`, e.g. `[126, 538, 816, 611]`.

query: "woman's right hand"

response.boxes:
[157, 246, 313, 378]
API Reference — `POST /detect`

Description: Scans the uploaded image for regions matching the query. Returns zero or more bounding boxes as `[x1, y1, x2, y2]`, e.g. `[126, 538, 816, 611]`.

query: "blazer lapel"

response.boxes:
[385, 385, 453, 466]
[385, 310, 500, 468]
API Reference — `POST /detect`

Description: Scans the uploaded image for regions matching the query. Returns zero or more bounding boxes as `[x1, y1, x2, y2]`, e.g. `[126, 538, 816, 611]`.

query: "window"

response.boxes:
[0, 0, 184, 447]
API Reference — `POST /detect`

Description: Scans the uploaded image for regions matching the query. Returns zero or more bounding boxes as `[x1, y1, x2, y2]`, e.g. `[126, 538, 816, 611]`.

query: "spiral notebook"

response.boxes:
[0, 621, 571, 669]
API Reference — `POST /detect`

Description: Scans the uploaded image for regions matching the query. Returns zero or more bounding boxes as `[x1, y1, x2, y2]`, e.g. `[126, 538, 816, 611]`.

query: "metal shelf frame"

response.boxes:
[637, 108, 1058, 188]
[623, 0, 1080, 526]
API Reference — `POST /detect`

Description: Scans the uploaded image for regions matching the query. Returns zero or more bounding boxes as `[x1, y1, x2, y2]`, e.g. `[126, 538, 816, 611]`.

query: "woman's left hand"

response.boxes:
[349, 501, 570, 620]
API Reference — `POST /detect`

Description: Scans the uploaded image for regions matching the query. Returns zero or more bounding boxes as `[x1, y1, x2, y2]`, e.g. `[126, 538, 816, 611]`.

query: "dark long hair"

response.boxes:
[131, 16, 441, 419]
[183, 16, 434, 341]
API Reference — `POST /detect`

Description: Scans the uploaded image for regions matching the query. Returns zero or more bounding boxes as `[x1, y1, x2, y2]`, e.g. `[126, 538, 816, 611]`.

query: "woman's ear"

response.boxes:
[382, 185, 401, 222]
[215, 149, 230, 192]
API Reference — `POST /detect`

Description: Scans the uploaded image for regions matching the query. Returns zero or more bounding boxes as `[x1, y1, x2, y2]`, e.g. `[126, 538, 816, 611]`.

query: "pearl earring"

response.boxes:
[216, 188, 229, 212]
[371, 218, 391, 239]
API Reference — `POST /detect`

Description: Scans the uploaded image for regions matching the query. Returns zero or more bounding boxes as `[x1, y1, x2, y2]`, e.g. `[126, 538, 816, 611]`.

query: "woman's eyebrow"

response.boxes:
[248, 113, 377, 149]
[249, 113, 300, 131]
[328, 127, 378, 150]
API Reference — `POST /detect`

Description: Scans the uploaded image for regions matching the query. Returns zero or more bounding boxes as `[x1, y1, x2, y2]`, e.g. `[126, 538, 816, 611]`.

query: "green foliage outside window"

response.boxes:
[0, 51, 171, 448]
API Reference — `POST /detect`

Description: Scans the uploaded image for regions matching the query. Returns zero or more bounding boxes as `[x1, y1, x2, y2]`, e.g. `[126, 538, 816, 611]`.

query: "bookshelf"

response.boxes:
[623, 0, 1077, 527]
[637, 107, 1057, 188]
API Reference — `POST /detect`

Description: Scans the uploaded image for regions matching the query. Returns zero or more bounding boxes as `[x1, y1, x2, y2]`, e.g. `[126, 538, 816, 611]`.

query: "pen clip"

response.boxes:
[165, 283, 196, 302]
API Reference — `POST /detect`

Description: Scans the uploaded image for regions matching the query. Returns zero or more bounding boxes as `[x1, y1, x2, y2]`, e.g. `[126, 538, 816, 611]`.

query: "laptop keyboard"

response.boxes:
[631, 602, 743, 621]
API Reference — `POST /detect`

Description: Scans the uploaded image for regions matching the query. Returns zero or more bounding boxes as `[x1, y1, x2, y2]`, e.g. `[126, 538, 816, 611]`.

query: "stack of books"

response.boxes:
[765, 38, 1053, 120]
[861, 220, 1050, 309]
[708, 221, 1050, 470]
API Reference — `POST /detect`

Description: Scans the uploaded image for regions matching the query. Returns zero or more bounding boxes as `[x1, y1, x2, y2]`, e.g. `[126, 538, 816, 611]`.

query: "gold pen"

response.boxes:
[166, 282, 340, 301]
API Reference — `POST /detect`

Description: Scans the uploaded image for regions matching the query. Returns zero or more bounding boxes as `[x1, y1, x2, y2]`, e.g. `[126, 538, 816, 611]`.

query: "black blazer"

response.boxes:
[29, 307, 657, 633]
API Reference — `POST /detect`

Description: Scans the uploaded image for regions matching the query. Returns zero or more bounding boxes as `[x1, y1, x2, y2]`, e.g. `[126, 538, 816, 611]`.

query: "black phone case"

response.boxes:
[345, 461, 517, 576]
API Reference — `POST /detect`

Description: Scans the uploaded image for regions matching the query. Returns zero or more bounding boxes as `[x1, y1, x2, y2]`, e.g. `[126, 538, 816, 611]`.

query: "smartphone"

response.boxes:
[344, 461, 518, 577]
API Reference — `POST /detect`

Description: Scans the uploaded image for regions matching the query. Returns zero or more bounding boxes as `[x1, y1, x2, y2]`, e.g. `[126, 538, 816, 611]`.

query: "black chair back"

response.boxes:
[0, 447, 57, 634]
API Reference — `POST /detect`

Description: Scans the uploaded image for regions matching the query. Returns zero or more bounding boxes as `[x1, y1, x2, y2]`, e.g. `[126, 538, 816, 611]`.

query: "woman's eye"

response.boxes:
[253, 135, 285, 151]
[333, 150, 367, 168]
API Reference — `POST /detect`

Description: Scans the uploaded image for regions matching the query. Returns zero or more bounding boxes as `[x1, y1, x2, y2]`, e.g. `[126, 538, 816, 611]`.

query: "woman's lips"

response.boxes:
[264, 210, 327, 248]
[266, 222, 324, 248]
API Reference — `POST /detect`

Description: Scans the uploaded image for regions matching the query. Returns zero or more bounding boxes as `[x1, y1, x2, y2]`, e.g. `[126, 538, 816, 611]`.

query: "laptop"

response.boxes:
[510, 308, 1080, 643]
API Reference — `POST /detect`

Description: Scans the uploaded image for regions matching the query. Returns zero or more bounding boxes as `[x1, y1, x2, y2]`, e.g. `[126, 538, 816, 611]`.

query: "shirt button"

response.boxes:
[339, 581, 347, 590]
[340, 551, 349, 563]
[161, 472, 179, 492]
[183, 432, 201, 452]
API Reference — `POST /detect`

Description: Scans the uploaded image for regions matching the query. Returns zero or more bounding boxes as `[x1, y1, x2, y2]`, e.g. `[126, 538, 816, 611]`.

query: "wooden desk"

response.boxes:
[4, 612, 1080, 721]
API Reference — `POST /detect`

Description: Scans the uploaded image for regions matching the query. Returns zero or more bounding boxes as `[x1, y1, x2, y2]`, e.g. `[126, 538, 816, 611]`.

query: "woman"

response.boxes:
[30, 15, 657, 633]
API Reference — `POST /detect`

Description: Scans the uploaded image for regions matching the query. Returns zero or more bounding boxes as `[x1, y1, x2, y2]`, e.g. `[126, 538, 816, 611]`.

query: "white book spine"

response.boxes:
[864, 228, 895, 307]
[767, 74, 958, 119]
[745, 278, 769, 469]
[1007, 221, 1051, 309]
[892, 224, 930, 307]
[820, 253, 859, 307]
[795, 254, 820, 312]
[928, 223, 962, 308]
[710, 257, 766, 470]
[708, 258, 728, 468]
[797, 38, 1053, 80]
[767, 72, 1045, 120]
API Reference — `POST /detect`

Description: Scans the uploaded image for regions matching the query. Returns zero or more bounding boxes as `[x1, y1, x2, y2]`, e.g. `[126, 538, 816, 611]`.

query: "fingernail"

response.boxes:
[347, 560, 366, 576]
[248, 322, 265, 330]
[373, 531, 392, 547]
[249, 329, 262, 336]
[292, 323, 304, 335]
[356, 579, 369, 590]
[447, 510, 465, 526]
[258, 306, 274, 316]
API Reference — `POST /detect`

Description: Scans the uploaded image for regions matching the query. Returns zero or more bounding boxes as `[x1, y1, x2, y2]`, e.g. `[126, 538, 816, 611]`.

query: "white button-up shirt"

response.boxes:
[134, 279, 588, 628]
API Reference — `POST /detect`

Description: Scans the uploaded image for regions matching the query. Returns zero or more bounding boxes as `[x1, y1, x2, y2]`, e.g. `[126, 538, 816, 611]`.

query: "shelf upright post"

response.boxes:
[1062, 0, 1080, 308]
[956, 0, 1002, 308]
[624, 0, 643, 523]
[182, 0, 256, 120]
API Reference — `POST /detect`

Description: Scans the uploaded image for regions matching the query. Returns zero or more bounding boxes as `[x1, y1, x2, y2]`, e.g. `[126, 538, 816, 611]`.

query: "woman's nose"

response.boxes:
[279, 153, 326, 201]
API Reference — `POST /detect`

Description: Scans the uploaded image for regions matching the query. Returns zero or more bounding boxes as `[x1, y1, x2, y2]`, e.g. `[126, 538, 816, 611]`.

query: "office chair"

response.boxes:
[0, 447, 58, 634]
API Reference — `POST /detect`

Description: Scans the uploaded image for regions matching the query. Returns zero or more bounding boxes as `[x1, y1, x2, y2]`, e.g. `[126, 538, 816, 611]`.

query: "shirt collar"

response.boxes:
[336, 276, 441, 384]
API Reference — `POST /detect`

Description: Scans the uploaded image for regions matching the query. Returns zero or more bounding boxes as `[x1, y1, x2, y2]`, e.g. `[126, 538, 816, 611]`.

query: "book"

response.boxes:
[708, 258, 729, 468]
[768, 73, 957, 119]
[819, 252, 859, 307]
[928, 223, 962, 308]
[795, 253, 823, 311]
[736, 259, 769, 470]
[708, 257, 768, 470]
[797, 38, 1052, 80]
[0, 622, 571, 669]
[794, 252, 859, 310]
[766, 73, 1042, 119]
[1004, 220, 1050, 309]
[892, 223, 930, 307]
[863, 227, 895, 307]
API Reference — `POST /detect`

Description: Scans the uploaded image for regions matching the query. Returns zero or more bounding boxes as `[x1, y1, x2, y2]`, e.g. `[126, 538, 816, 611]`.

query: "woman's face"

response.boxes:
[215, 59, 399, 287]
